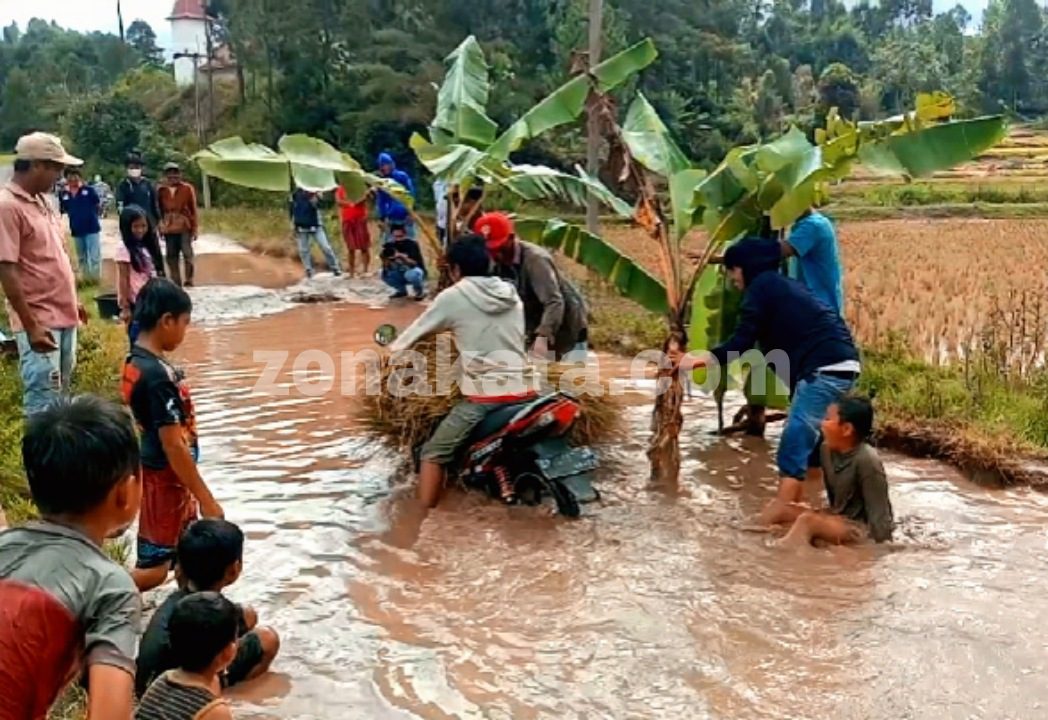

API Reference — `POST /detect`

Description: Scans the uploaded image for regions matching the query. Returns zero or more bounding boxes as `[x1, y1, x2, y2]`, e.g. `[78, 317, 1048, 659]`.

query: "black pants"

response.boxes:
[147, 230, 166, 279]
[164, 233, 195, 287]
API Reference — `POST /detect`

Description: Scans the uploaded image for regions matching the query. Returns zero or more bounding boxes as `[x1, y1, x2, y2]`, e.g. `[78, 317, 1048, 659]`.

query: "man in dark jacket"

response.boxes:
[289, 188, 342, 279]
[673, 237, 861, 525]
[476, 212, 588, 361]
[116, 154, 165, 277]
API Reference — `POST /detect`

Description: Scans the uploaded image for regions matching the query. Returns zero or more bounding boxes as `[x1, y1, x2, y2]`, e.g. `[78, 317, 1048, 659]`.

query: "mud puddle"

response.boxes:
[163, 297, 1048, 720]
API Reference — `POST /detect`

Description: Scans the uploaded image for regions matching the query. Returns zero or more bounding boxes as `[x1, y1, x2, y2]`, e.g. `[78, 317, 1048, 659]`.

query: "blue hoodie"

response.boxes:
[374, 152, 415, 223]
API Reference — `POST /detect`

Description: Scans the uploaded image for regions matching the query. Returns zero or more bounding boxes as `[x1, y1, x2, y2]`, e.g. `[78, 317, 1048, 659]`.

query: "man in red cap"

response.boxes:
[474, 212, 588, 361]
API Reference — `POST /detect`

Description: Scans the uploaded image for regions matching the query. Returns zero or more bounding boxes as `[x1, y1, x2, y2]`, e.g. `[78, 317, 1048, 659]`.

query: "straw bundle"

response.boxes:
[358, 336, 621, 450]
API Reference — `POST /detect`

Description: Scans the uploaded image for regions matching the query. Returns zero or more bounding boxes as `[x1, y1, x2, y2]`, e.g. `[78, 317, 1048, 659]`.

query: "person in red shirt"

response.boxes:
[335, 185, 371, 277]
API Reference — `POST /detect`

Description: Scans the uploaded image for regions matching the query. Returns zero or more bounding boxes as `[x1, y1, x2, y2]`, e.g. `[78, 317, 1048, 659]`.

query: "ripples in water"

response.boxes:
[175, 302, 1048, 720]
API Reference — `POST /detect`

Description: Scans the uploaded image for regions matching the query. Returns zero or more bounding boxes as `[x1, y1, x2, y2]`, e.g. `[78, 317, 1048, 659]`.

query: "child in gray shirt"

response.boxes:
[780, 394, 894, 546]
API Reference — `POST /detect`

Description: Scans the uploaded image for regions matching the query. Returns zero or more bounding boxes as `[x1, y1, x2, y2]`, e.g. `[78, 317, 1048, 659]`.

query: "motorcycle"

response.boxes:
[374, 324, 600, 517]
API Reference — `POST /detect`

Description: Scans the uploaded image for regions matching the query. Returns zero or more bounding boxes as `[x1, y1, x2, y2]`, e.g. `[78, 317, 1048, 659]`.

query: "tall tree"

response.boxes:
[127, 20, 163, 67]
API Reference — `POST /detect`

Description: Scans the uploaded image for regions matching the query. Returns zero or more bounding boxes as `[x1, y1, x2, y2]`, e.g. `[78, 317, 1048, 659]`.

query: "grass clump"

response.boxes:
[358, 337, 622, 453]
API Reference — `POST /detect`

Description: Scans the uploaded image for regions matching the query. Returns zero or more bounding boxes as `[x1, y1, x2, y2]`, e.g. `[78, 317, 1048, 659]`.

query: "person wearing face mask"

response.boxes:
[116, 153, 166, 278]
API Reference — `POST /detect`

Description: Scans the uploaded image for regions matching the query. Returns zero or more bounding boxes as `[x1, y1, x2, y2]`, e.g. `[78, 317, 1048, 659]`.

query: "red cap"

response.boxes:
[473, 212, 514, 252]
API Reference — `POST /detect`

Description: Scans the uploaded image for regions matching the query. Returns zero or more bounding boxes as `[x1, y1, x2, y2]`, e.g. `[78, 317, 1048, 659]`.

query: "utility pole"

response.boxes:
[585, 0, 604, 235]
[117, 0, 125, 42]
[173, 51, 206, 144]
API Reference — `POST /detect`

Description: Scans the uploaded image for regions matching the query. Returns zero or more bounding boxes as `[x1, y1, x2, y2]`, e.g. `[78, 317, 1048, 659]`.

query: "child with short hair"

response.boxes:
[0, 395, 142, 720]
[136, 519, 280, 697]
[780, 393, 894, 547]
[135, 592, 237, 720]
[121, 278, 223, 592]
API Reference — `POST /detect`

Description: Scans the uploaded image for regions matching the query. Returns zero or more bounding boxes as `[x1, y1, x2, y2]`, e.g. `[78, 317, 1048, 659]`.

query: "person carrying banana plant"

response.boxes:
[671, 237, 861, 527]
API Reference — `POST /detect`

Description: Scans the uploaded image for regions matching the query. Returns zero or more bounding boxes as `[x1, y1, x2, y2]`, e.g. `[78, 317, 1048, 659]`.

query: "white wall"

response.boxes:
[171, 18, 206, 87]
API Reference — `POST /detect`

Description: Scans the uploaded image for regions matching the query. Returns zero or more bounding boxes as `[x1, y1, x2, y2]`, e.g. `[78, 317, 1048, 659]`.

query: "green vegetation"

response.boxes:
[0, 288, 127, 525]
[3, 0, 1046, 189]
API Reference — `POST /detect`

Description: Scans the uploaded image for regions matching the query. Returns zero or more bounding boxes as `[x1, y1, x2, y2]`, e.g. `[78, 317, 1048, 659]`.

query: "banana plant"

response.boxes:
[518, 91, 1003, 484]
[413, 35, 658, 256]
[191, 134, 436, 250]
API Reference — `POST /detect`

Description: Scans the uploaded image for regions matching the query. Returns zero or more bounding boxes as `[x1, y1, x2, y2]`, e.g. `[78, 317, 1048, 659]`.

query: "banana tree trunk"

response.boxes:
[648, 321, 687, 485]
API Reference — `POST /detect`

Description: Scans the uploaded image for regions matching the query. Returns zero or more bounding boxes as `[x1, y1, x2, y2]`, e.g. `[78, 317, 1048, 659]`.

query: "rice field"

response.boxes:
[587, 218, 1048, 370]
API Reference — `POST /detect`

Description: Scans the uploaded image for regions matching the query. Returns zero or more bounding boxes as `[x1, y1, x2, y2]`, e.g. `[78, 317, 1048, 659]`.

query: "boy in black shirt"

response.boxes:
[121, 279, 223, 592]
[136, 519, 280, 697]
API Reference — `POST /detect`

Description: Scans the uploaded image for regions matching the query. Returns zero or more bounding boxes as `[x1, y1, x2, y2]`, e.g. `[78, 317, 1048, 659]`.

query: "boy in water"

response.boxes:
[135, 593, 237, 720]
[0, 396, 142, 720]
[779, 394, 894, 547]
[122, 278, 223, 591]
[136, 519, 280, 697]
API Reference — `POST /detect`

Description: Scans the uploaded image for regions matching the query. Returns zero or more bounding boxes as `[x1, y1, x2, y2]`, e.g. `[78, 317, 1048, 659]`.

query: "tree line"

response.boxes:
[0, 0, 1043, 194]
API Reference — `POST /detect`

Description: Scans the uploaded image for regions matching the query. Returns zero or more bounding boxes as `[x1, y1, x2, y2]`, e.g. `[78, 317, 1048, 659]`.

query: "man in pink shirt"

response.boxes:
[0, 132, 87, 415]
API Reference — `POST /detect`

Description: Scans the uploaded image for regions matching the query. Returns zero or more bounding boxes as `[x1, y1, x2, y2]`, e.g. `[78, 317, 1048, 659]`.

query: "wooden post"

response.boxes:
[201, 171, 212, 210]
[585, 0, 604, 235]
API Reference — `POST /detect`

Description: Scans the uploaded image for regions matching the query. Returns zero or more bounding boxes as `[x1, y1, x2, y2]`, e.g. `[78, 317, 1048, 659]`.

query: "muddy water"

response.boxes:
[175, 301, 1048, 720]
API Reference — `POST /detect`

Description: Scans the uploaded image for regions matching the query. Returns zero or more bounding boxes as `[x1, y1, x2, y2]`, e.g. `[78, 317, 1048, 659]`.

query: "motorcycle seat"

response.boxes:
[469, 394, 561, 441]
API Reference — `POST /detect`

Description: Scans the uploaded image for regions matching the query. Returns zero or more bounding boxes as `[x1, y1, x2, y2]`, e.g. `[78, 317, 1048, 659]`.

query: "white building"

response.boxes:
[169, 0, 208, 87]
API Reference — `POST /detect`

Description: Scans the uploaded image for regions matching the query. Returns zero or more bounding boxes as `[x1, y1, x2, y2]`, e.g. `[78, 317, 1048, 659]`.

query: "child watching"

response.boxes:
[136, 519, 280, 697]
[780, 394, 894, 547]
[135, 592, 237, 720]
[0, 395, 142, 720]
[121, 278, 223, 592]
[116, 204, 158, 345]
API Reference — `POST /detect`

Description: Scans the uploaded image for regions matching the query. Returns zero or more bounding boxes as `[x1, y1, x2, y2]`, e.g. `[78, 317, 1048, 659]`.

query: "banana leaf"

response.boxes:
[432, 36, 497, 148]
[409, 133, 489, 182]
[496, 165, 634, 217]
[488, 38, 658, 160]
[688, 265, 741, 386]
[193, 135, 413, 206]
[621, 93, 693, 178]
[194, 137, 292, 192]
[669, 169, 707, 241]
[857, 115, 1007, 178]
[515, 217, 668, 315]
[411, 134, 633, 216]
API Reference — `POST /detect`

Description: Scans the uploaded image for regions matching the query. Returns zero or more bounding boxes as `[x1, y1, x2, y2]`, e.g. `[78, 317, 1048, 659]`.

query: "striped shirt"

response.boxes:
[135, 671, 226, 720]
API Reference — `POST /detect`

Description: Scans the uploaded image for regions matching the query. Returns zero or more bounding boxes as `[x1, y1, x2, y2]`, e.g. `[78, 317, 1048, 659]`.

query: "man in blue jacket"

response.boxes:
[58, 168, 102, 282]
[375, 153, 415, 244]
[672, 237, 861, 525]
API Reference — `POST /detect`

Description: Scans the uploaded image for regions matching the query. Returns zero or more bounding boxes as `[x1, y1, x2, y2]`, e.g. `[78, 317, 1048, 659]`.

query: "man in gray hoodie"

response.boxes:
[389, 234, 534, 508]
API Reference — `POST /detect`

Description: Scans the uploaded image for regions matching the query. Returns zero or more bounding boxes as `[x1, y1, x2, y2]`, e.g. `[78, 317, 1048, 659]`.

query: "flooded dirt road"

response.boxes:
[174, 300, 1048, 720]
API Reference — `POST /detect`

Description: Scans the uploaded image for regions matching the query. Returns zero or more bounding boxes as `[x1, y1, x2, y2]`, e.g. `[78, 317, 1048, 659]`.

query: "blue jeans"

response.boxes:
[777, 372, 855, 479]
[74, 233, 101, 280]
[295, 226, 341, 276]
[15, 327, 78, 416]
[383, 266, 425, 295]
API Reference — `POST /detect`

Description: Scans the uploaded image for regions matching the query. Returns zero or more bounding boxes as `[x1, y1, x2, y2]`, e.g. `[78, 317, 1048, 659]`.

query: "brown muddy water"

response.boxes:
[172, 298, 1048, 720]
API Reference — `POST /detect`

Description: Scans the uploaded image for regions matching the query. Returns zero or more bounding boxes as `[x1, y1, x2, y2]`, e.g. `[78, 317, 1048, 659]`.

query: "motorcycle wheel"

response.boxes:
[516, 471, 580, 518]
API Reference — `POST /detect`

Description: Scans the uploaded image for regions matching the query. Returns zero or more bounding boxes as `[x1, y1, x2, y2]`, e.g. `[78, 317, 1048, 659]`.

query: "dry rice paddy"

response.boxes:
[588, 218, 1048, 366]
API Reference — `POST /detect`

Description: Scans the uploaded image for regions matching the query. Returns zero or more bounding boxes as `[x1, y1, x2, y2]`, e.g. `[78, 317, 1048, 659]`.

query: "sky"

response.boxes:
[2, 1, 174, 52]
[1, 0, 992, 46]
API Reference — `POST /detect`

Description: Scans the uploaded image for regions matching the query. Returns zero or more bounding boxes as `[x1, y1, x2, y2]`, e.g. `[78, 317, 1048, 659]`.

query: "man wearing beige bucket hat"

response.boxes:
[0, 132, 88, 415]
